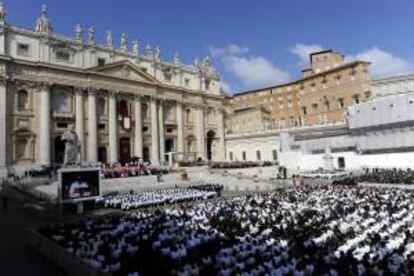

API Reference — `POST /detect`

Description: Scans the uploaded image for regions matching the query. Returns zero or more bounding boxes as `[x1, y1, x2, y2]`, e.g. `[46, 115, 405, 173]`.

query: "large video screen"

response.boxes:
[60, 169, 100, 202]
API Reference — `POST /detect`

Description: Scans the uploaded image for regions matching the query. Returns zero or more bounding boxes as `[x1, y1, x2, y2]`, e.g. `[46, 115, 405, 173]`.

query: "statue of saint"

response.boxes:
[154, 46, 161, 61]
[88, 26, 95, 43]
[132, 39, 139, 55]
[61, 125, 81, 166]
[106, 29, 113, 47]
[121, 33, 128, 51]
[75, 23, 83, 41]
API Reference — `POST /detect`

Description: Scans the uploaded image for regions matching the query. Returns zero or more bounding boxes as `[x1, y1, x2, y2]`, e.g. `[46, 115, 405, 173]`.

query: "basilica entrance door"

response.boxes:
[120, 137, 131, 164]
[165, 138, 175, 162]
[53, 136, 65, 165]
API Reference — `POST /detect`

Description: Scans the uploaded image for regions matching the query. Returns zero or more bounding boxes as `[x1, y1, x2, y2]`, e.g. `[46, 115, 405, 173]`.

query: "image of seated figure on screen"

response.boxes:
[61, 170, 100, 201]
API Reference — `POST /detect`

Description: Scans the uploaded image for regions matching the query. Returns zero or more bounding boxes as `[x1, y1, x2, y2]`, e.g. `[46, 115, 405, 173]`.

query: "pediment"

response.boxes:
[86, 60, 158, 84]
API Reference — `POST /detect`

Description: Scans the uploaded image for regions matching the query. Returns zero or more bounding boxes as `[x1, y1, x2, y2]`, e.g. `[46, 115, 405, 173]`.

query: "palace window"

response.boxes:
[301, 106, 307, 115]
[54, 94, 68, 113]
[272, 150, 278, 161]
[338, 98, 344, 108]
[17, 90, 29, 111]
[17, 43, 30, 56]
[256, 150, 261, 161]
[353, 94, 360, 104]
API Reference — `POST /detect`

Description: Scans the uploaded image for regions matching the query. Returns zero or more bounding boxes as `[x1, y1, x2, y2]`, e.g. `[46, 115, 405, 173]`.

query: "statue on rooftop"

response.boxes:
[121, 33, 128, 51]
[106, 29, 113, 47]
[132, 39, 139, 55]
[75, 24, 83, 41]
[154, 46, 161, 62]
[88, 26, 95, 43]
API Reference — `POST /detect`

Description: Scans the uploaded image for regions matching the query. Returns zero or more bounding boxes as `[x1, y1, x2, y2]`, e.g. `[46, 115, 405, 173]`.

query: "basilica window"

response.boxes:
[205, 80, 211, 90]
[142, 103, 149, 120]
[229, 152, 233, 161]
[55, 50, 71, 62]
[118, 100, 130, 117]
[185, 78, 190, 87]
[17, 43, 30, 57]
[15, 137, 28, 160]
[98, 98, 106, 116]
[17, 90, 29, 111]
[165, 105, 174, 121]
[242, 151, 246, 161]
[54, 94, 69, 113]
[97, 58, 106, 67]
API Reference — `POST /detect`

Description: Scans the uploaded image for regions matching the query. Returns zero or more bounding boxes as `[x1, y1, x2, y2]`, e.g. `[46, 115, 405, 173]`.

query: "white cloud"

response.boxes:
[209, 44, 249, 59]
[219, 80, 231, 93]
[290, 43, 324, 66]
[346, 47, 414, 77]
[210, 44, 290, 90]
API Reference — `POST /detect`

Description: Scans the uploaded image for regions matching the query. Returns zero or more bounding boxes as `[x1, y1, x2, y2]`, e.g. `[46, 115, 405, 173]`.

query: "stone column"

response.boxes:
[38, 83, 51, 166]
[108, 91, 118, 164]
[176, 101, 184, 160]
[158, 99, 165, 164]
[134, 96, 143, 158]
[150, 96, 159, 165]
[0, 78, 8, 177]
[75, 88, 85, 162]
[216, 108, 226, 161]
[196, 106, 207, 160]
[87, 89, 98, 162]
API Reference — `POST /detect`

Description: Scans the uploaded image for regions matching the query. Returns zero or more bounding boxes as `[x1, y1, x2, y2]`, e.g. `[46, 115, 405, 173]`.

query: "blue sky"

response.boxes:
[5, 0, 414, 93]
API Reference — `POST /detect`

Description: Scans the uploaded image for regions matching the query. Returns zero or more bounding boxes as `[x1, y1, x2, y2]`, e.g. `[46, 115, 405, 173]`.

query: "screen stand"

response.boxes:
[77, 202, 84, 215]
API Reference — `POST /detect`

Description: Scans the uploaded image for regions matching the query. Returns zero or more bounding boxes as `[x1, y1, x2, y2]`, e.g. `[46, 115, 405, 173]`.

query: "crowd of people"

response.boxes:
[102, 163, 168, 179]
[210, 161, 277, 169]
[357, 168, 414, 184]
[96, 185, 222, 211]
[39, 185, 414, 275]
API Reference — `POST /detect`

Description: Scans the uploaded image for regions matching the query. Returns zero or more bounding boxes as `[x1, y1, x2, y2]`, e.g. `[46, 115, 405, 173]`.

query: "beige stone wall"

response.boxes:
[228, 51, 372, 132]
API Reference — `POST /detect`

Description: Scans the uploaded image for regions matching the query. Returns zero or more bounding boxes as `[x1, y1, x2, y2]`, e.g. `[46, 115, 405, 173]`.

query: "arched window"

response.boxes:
[54, 94, 68, 112]
[97, 98, 106, 116]
[17, 90, 29, 111]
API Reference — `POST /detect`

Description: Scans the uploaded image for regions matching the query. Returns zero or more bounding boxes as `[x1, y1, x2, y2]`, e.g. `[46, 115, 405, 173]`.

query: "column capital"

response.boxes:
[74, 86, 85, 95]
[87, 87, 97, 95]
[37, 81, 53, 91]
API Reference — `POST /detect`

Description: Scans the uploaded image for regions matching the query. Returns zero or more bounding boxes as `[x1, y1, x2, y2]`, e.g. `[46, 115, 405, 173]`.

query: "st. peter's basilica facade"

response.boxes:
[0, 4, 226, 175]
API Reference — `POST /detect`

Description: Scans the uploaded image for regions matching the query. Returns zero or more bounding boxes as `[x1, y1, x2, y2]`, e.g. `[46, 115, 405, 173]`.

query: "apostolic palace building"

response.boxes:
[0, 4, 227, 176]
